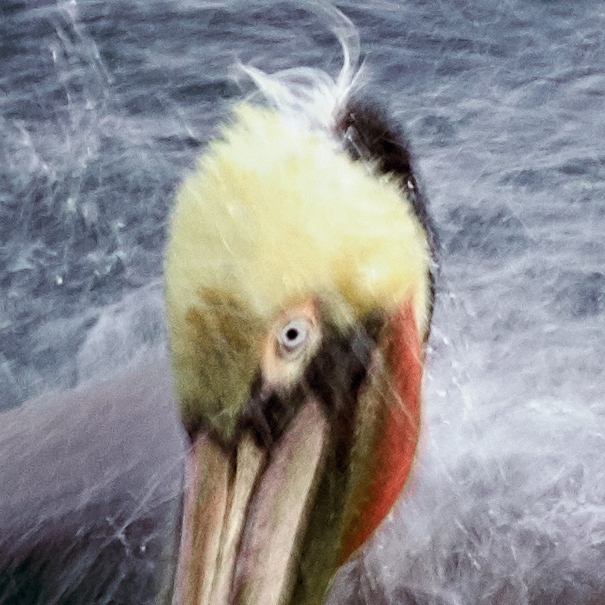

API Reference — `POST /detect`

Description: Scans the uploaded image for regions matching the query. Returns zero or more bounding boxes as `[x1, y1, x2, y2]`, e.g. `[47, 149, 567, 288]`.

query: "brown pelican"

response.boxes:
[164, 13, 434, 605]
[0, 10, 434, 605]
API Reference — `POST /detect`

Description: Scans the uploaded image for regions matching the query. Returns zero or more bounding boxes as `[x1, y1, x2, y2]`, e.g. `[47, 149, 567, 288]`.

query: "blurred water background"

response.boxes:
[1, 0, 604, 603]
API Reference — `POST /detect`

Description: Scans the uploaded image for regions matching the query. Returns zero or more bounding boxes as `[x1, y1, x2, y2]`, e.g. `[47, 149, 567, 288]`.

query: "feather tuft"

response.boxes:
[236, 2, 363, 133]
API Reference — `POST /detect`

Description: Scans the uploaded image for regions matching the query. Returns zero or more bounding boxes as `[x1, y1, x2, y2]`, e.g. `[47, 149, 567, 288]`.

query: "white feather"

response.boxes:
[236, 2, 364, 132]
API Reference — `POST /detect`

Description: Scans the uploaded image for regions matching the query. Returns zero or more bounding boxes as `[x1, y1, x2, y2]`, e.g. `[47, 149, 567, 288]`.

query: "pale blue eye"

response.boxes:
[279, 319, 310, 354]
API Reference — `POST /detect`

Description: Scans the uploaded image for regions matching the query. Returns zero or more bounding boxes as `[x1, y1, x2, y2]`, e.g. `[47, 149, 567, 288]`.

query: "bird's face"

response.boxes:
[164, 105, 432, 605]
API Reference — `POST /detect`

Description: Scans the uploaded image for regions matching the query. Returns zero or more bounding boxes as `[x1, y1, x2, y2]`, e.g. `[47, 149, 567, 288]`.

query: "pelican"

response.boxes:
[0, 12, 434, 605]
[164, 14, 434, 605]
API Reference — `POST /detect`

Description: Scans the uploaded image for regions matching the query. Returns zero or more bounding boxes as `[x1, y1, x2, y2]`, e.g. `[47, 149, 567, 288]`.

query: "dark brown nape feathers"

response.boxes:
[334, 99, 438, 339]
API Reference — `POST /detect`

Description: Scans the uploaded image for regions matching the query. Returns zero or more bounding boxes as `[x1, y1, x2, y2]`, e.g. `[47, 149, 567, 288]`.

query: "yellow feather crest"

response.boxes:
[165, 104, 431, 434]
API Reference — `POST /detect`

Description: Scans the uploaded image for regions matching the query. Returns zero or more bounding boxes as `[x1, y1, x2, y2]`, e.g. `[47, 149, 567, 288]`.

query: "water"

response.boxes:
[1, 0, 604, 603]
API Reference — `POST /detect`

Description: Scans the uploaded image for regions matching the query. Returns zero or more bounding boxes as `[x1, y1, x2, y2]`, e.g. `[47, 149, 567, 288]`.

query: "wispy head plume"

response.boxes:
[236, 2, 363, 131]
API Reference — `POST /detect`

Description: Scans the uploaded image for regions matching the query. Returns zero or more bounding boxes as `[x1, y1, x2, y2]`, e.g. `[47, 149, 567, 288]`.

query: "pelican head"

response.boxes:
[163, 22, 434, 605]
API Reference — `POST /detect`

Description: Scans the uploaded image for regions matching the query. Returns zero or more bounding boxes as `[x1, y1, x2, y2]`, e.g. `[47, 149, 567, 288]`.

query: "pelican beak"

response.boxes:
[173, 398, 329, 605]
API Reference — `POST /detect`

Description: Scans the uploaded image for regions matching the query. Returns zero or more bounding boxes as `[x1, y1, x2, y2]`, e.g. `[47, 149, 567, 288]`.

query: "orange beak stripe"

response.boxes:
[340, 302, 422, 561]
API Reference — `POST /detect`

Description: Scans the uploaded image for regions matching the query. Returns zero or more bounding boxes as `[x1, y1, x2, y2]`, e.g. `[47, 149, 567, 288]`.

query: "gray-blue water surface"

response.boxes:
[1, 0, 604, 603]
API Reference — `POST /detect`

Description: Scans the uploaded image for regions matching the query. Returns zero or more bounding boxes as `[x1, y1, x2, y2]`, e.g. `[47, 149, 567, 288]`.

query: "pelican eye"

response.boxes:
[278, 318, 310, 356]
